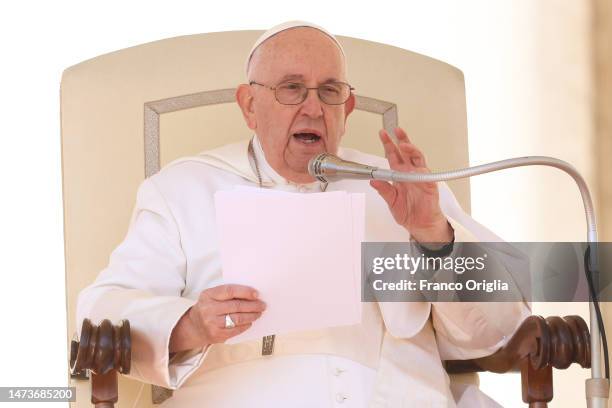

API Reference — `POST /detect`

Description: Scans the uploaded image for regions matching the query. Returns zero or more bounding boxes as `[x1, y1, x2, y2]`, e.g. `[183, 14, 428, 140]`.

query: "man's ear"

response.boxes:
[343, 92, 356, 124]
[236, 84, 257, 130]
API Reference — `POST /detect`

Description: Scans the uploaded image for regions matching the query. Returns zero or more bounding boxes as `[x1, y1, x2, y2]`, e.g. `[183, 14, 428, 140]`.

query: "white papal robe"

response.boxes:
[77, 136, 531, 407]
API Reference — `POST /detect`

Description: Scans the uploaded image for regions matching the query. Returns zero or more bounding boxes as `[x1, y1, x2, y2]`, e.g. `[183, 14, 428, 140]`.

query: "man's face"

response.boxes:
[238, 28, 355, 183]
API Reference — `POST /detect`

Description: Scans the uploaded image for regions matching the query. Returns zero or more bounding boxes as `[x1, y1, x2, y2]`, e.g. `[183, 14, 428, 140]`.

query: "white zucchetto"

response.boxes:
[245, 20, 346, 76]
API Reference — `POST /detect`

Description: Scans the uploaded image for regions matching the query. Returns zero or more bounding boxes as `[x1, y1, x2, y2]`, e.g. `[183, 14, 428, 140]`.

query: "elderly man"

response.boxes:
[77, 21, 530, 407]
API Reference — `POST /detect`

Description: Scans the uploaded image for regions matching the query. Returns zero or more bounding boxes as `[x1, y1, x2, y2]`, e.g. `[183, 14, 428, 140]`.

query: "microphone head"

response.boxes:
[308, 153, 378, 183]
[308, 153, 337, 183]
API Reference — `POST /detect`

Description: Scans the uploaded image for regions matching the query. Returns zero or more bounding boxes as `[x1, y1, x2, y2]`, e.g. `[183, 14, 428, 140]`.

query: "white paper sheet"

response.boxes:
[214, 188, 364, 344]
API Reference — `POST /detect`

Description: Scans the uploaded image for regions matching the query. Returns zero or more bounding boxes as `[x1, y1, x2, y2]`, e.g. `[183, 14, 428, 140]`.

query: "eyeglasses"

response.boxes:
[249, 80, 355, 105]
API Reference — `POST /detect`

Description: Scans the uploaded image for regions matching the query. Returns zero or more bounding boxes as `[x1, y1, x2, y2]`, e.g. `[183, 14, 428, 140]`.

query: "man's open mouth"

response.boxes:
[293, 133, 321, 144]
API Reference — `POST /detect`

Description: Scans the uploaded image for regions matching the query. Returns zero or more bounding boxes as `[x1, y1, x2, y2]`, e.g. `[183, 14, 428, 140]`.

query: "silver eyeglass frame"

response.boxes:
[249, 80, 355, 105]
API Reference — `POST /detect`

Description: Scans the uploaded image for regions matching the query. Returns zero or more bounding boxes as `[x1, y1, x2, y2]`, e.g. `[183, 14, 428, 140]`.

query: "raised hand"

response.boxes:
[370, 127, 453, 244]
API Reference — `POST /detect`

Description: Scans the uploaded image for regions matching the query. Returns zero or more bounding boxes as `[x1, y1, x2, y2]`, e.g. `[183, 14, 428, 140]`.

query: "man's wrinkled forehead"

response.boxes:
[246, 23, 347, 80]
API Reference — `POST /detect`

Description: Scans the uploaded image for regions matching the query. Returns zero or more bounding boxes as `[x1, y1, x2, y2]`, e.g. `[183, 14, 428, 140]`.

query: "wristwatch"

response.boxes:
[412, 234, 455, 258]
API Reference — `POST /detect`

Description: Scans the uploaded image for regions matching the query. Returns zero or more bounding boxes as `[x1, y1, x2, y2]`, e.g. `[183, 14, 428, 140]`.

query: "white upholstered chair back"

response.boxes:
[61, 30, 471, 407]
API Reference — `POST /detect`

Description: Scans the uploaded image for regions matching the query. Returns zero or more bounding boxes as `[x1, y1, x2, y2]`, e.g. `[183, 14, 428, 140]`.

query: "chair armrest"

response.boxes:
[70, 315, 590, 406]
[445, 315, 590, 374]
[444, 315, 590, 407]
[70, 319, 131, 408]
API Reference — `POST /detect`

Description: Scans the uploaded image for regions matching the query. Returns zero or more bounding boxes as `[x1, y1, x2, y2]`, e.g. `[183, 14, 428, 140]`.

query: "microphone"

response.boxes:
[308, 153, 381, 182]
[308, 152, 609, 407]
[308, 152, 428, 183]
[309, 152, 598, 196]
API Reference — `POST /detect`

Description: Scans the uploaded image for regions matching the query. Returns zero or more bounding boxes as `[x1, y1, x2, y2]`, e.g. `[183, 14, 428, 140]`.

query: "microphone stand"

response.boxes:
[312, 154, 609, 407]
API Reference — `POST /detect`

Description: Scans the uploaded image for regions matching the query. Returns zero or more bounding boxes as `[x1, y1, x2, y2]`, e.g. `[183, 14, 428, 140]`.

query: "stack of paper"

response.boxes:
[214, 187, 364, 344]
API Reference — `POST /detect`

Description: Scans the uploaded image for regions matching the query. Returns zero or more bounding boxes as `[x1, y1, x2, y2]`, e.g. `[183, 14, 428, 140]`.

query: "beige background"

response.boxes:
[470, 2, 611, 406]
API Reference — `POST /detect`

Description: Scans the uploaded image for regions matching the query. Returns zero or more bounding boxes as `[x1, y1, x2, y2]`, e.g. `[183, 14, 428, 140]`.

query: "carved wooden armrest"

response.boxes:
[444, 315, 591, 407]
[70, 315, 590, 407]
[70, 319, 131, 408]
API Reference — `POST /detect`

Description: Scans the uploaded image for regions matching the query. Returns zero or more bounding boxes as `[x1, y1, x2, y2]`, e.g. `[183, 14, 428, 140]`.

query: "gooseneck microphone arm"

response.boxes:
[309, 153, 608, 408]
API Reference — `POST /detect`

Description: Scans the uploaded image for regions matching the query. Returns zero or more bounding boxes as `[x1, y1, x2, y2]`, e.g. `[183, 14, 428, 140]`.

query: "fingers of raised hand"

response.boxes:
[397, 140, 427, 168]
[379, 129, 404, 167]
[380, 128, 427, 170]
[394, 127, 411, 143]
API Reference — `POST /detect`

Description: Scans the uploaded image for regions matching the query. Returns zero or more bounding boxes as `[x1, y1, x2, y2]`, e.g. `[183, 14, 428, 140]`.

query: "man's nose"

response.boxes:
[299, 88, 323, 118]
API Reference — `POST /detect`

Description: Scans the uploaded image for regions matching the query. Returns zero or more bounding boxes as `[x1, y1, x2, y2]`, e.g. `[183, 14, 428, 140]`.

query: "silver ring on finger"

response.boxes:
[225, 314, 236, 329]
